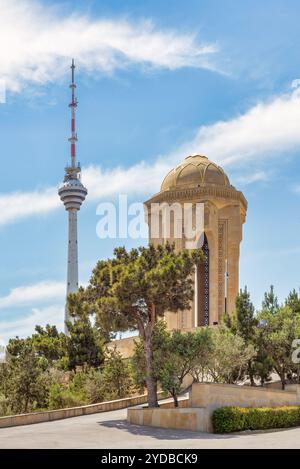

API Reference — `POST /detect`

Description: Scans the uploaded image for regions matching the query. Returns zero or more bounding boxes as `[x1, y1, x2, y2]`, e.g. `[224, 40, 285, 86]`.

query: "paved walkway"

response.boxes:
[0, 408, 299, 449]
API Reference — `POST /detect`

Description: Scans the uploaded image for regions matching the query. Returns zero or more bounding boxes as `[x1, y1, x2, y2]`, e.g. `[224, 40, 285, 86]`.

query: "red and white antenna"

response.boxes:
[69, 59, 78, 168]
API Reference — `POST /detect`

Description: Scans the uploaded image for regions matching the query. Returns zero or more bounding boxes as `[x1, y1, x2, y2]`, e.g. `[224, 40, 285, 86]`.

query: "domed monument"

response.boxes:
[144, 154, 247, 330]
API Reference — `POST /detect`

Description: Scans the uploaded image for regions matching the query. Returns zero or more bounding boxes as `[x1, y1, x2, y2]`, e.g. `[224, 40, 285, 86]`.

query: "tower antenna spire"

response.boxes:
[69, 58, 78, 168]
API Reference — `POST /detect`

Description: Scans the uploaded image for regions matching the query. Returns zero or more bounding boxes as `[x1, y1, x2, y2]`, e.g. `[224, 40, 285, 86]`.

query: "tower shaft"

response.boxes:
[66, 209, 79, 296]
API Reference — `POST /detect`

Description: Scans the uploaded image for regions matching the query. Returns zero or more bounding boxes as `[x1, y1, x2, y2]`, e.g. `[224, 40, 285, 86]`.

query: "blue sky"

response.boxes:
[1, 0, 300, 343]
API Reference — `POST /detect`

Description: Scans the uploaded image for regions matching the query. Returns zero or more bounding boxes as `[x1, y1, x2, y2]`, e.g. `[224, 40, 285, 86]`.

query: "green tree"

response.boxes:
[71, 244, 203, 407]
[31, 324, 68, 362]
[66, 314, 104, 371]
[0, 342, 49, 414]
[247, 285, 281, 386]
[251, 332, 273, 387]
[235, 287, 257, 339]
[159, 328, 213, 407]
[225, 287, 258, 385]
[257, 305, 300, 389]
[47, 382, 86, 410]
[208, 326, 255, 384]
[262, 285, 279, 315]
[84, 370, 105, 404]
[285, 289, 300, 315]
[31, 324, 68, 364]
[101, 348, 134, 399]
[131, 320, 170, 394]
[7, 325, 68, 368]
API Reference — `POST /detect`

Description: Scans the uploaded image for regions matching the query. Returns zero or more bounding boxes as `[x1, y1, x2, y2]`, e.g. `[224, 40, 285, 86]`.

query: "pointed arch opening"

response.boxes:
[197, 233, 209, 326]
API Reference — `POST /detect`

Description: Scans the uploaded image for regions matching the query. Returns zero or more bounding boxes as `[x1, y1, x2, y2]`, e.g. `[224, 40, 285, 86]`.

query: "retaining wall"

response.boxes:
[191, 383, 300, 411]
[127, 383, 300, 433]
[0, 392, 164, 429]
[128, 407, 207, 432]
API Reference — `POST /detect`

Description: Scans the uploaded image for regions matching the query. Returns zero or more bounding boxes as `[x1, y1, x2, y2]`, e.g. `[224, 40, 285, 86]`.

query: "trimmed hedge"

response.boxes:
[212, 405, 300, 433]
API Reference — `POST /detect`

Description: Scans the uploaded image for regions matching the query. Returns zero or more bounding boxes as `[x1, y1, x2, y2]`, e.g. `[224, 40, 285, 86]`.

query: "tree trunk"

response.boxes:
[24, 395, 29, 413]
[173, 390, 179, 408]
[281, 371, 286, 390]
[274, 365, 286, 391]
[144, 322, 158, 408]
[248, 361, 255, 386]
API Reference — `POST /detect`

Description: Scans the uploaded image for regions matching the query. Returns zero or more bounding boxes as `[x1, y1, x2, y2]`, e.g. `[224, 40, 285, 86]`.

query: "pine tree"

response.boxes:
[285, 289, 300, 315]
[101, 348, 134, 399]
[70, 244, 203, 407]
[225, 287, 257, 385]
[262, 285, 279, 314]
[66, 315, 104, 371]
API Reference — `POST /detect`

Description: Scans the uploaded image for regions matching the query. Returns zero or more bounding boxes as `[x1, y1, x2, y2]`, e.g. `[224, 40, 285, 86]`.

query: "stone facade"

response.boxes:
[144, 154, 247, 330]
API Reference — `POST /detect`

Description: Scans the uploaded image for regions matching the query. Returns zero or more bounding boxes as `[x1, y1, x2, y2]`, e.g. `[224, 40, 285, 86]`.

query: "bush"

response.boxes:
[213, 406, 300, 433]
[47, 383, 86, 410]
[0, 394, 11, 417]
[84, 370, 105, 404]
[101, 349, 134, 400]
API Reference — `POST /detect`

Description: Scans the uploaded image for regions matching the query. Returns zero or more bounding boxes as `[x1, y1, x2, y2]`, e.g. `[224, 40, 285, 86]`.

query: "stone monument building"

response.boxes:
[144, 154, 247, 331]
[110, 154, 247, 357]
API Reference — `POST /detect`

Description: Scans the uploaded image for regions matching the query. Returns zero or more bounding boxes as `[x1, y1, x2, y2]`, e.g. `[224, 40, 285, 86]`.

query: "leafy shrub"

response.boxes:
[47, 383, 86, 410]
[101, 349, 134, 400]
[84, 370, 105, 404]
[213, 405, 300, 433]
[69, 371, 87, 396]
[0, 394, 11, 417]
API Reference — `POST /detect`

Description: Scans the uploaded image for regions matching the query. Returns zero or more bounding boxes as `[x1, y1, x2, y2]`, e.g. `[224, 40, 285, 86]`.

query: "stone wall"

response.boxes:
[0, 392, 164, 429]
[107, 336, 138, 358]
[159, 397, 190, 409]
[265, 381, 298, 391]
[191, 383, 300, 411]
[127, 383, 300, 433]
[128, 408, 206, 432]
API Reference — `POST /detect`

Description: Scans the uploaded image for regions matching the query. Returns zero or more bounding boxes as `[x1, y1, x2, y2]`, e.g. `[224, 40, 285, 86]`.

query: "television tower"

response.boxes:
[58, 60, 87, 334]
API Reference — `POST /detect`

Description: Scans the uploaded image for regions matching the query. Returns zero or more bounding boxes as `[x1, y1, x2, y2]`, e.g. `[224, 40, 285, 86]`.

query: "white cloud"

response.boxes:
[2, 88, 300, 226]
[0, 280, 65, 309]
[291, 79, 300, 89]
[175, 88, 300, 167]
[83, 160, 170, 200]
[0, 187, 59, 226]
[0, 280, 65, 343]
[0, 305, 64, 343]
[84, 87, 300, 194]
[0, 162, 170, 226]
[0, 0, 218, 92]
[231, 170, 272, 186]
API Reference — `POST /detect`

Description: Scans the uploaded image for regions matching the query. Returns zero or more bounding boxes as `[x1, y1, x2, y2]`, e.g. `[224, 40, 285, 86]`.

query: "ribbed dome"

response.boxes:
[161, 155, 230, 191]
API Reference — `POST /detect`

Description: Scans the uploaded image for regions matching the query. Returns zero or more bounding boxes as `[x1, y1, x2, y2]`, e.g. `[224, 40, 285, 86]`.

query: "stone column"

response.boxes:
[226, 208, 241, 315]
